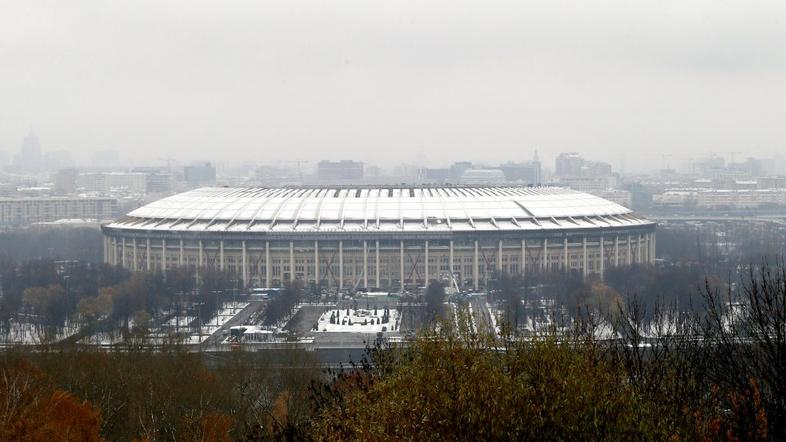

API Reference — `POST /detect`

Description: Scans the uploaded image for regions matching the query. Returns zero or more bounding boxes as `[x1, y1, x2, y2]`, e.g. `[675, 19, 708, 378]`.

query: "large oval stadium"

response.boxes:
[101, 186, 656, 290]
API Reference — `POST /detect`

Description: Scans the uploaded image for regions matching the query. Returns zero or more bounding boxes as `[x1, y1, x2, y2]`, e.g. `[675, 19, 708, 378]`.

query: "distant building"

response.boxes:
[317, 160, 364, 182]
[54, 168, 78, 194]
[77, 172, 148, 193]
[144, 173, 172, 193]
[256, 165, 301, 186]
[622, 183, 653, 212]
[696, 189, 786, 209]
[13, 132, 44, 171]
[0, 197, 117, 228]
[417, 168, 450, 183]
[554, 153, 614, 192]
[597, 190, 633, 208]
[757, 176, 786, 189]
[555, 153, 585, 177]
[499, 160, 541, 185]
[558, 176, 616, 194]
[555, 153, 612, 178]
[131, 167, 172, 193]
[184, 162, 217, 187]
[460, 169, 506, 184]
[653, 191, 697, 207]
[449, 162, 473, 181]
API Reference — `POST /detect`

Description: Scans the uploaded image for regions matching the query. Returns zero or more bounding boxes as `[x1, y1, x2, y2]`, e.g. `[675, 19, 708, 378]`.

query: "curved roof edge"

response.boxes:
[107, 186, 655, 234]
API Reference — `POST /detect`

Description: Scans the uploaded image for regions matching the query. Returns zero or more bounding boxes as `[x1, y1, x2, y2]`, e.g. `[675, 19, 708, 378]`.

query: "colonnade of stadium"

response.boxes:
[102, 232, 655, 290]
[101, 186, 656, 291]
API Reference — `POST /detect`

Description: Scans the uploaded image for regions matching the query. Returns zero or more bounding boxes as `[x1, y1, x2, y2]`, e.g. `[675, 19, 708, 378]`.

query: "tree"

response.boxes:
[424, 281, 445, 321]
[496, 274, 522, 329]
[262, 281, 303, 326]
[0, 358, 102, 441]
[697, 260, 786, 439]
[313, 324, 668, 440]
[23, 284, 67, 326]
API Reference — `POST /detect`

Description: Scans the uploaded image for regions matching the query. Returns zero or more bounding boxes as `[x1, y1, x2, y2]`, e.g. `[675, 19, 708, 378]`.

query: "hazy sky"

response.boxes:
[1, 0, 785, 171]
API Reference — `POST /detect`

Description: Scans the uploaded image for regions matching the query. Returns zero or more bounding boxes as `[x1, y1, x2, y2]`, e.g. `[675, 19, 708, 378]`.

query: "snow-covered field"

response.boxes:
[315, 308, 400, 333]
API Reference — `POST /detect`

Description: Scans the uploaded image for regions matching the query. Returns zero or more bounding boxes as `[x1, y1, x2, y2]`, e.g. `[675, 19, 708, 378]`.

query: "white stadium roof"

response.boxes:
[106, 186, 652, 234]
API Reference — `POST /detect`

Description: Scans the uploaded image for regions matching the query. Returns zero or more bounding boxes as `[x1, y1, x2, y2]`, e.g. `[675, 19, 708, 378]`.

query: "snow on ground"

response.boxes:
[315, 308, 400, 333]
[164, 315, 196, 328]
[186, 301, 249, 344]
[0, 320, 81, 345]
[487, 302, 499, 336]
[355, 291, 392, 297]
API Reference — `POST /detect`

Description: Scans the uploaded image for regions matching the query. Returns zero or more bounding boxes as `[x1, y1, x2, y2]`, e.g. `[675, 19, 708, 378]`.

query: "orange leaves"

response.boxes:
[0, 359, 102, 442]
[27, 390, 103, 442]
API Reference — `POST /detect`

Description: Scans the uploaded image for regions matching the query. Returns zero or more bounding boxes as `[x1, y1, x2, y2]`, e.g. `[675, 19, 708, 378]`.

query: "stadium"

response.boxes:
[101, 186, 656, 291]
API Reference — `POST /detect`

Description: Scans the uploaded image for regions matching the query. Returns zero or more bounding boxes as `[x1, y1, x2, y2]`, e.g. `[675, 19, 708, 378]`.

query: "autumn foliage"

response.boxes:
[0, 359, 102, 441]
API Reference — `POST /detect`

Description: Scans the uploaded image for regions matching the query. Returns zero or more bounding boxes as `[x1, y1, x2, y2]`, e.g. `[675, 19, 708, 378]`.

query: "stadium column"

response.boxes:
[339, 240, 344, 291]
[582, 237, 588, 278]
[449, 240, 455, 283]
[563, 237, 568, 270]
[364, 240, 368, 289]
[179, 239, 184, 268]
[636, 233, 644, 264]
[614, 236, 619, 267]
[314, 240, 319, 287]
[161, 239, 167, 272]
[375, 240, 380, 289]
[651, 233, 656, 262]
[424, 240, 429, 284]
[265, 241, 271, 288]
[122, 238, 126, 268]
[627, 235, 632, 265]
[112, 238, 118, 266]
[497, 240, 502, 275]
[241, 240, 247, 287]
[542, 239, 547, 272]
[220, 240, 225, 271]
[473, 240, 479, 291]
[289, 241, 295, 283]
[198, 240, 204, 272]
[103, 237, 108, 264]
[599, 236, 604, 280]
[521, 239, 526, 278]
[400, 240, 405, 292]
[146, 238, 151, 271]
[133, 238, 138, 271]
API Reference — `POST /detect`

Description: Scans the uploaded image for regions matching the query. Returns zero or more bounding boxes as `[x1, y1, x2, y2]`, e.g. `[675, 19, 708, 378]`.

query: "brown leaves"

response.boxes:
[312, 330, 646, 441]
[0, 358, 102, 441]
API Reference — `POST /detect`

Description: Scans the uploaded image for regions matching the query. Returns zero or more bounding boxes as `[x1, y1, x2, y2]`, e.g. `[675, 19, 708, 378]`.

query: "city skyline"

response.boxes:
[2, 0, 785, 172]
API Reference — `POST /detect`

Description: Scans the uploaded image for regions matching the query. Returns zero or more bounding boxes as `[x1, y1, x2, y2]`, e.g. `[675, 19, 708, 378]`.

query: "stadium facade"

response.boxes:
[101, 186, 656, 290]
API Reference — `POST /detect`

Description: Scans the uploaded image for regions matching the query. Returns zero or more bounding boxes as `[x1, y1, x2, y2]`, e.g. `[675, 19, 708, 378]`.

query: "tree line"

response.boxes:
[0, 259, 783, 440]
[0, 256, 244, 343]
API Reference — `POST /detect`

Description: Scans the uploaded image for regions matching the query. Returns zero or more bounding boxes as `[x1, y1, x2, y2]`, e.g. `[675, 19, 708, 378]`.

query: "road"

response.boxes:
[200, 301, 266, 347]
[469, 296, 496, 336]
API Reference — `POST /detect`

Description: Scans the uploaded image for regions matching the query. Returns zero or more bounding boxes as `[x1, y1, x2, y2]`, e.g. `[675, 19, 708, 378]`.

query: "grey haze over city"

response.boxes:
[5, 2, 786, 439]
[1, 0, 785, 172]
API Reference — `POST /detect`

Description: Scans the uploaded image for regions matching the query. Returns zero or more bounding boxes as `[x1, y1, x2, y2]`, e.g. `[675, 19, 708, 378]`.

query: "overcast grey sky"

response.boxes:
[1, 0, 784, 171]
